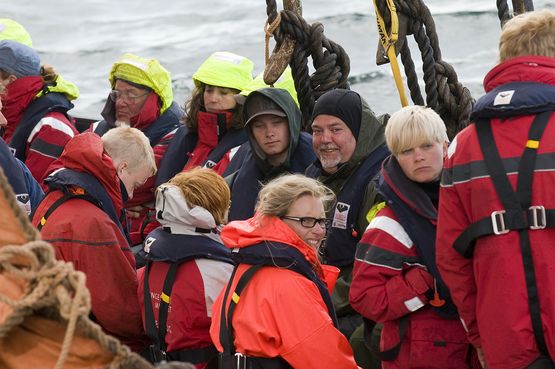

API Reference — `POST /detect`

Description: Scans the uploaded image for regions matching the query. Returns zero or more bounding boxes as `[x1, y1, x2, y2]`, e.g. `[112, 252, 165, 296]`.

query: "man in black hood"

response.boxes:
[306, 89, 389, 361]
[225, 87, 315, 221]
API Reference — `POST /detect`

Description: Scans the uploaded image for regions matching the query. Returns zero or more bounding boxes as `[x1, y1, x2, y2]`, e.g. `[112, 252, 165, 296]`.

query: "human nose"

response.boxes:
[413, 147, 425, 161]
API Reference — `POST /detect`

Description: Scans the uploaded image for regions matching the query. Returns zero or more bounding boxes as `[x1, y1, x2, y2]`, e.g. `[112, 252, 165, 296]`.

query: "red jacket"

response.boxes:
[436, 56, 555, 369]
[2, 76, 77, 185]
[31, 133, 148, 352]
[209, 216, 358, 369]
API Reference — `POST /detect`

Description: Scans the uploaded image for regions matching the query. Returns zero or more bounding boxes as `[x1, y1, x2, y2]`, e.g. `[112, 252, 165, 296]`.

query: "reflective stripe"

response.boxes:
[355, 242, 423, 270]
[28, 116, 75, 143]
[161, 292, 170, 304]
[232, 292, 240, 303]
[404, 296, 424, 312]
[441, 152, 555, 187]
[447, 136, 458, 159]
[29, 137, 64, 159]
[366, 216, 413, 248]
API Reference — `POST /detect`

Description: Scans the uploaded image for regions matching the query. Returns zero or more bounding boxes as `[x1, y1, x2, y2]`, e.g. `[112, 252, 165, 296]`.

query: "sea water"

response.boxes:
[3, 0, 553, 119]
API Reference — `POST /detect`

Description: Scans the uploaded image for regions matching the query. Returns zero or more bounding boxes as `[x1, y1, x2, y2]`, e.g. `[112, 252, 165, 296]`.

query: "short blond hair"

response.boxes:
[102, 126, 156, 175]
[499, 9, 555, 62]
[256, 174, 335, 219]
[168, 168, 230, 225]
[385, 105, 448, 157]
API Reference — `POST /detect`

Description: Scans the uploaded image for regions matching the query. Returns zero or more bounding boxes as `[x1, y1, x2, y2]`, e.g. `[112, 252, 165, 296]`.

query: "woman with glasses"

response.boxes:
[155, 51, 253, 185]
[92, 53, 184, 247]
[210, 173, 360, 369]
[349, 106, 480, 369]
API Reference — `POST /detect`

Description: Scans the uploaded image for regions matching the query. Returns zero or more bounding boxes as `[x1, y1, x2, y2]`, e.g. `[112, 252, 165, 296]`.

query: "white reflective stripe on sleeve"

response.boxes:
[447, 135, 458, 159]
[366, 215, 413, 248]
[460, 317, 469, 332]
[228, 145, 241, 161]
[404, 296, 425, 312]
[28, 116, 75, 143]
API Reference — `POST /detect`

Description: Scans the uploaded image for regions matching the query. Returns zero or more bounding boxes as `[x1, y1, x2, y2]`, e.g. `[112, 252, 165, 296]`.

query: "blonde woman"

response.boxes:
[210, 174, 360, 369]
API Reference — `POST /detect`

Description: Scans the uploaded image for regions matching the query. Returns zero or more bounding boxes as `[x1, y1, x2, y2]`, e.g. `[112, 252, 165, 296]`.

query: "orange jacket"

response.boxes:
[209, 216, 359, 369]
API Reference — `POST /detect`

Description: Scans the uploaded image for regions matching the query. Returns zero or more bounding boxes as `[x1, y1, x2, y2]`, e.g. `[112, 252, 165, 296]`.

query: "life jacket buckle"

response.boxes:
[529, 205, 547, 230]
[235, 352, 247, 369]
[491, 210, 509, 235]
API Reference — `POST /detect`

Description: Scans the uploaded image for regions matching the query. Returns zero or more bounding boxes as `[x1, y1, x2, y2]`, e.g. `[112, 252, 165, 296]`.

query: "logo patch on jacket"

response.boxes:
[144, 237, 156, 253]
[332, 202, 350, 229]
[204, 160, 217, 169]
[16, 193, 31, 215]
[493, 90, 515, 106]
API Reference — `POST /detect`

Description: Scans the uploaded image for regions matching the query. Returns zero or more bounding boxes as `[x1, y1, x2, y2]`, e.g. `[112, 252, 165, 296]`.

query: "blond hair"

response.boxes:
[385, 105, 448, 157]
[102, 126, 156, 175]
[256, 174, 335, 219]
[168, 168, 230, 225]
[499, 9, 555, 62]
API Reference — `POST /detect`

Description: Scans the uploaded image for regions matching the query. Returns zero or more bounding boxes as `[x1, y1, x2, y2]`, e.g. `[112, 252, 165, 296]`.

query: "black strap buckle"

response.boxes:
[235, 352, 247, 369]
[529, 206, 547, 230]
[491, 210, 509, 235]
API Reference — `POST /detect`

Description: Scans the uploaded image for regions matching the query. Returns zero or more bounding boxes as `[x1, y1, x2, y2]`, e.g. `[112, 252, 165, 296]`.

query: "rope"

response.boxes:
[497, 0, 535, 27]
[0, 167, 152, 369]
[265, 0, 350, 131]
[265, 12, 282, 67]
[373, 0, 474, 139]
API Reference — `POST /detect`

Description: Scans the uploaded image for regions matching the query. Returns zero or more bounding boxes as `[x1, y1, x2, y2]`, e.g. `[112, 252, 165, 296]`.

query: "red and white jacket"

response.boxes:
[2, 76, 77, 186]
[436, 56, 555, 369]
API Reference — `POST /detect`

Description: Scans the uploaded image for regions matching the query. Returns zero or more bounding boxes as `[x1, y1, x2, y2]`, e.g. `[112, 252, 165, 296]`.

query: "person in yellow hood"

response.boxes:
[0, 39, 79, 185]
[155, 51, 253, 185]
[91, 53, 184, 247]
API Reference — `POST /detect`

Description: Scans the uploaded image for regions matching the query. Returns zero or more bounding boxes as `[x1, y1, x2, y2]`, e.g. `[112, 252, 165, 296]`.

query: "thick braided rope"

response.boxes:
[0, 167, 152, 369]
[374, 0, 474, 138]
[265, 0, 350, 131]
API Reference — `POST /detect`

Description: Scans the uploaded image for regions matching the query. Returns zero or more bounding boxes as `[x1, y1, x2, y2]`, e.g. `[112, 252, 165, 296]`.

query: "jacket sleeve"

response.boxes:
[274, 274, 359, 369]
[350, 209, 434, 323]
[27, 112, 77, 185]
[436, 148, 480, 346]
[44, 211, 148, 351]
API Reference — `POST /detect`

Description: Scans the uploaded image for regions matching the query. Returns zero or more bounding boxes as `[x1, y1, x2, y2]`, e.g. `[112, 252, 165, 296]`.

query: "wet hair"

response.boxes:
[385, 105, 448, 157]
[102, 126, 156, 175]
[183, 82, 243, 132]
[499, 9, 555, 62]
[255, 174, 335, 220]
[168, 167, 230, 225]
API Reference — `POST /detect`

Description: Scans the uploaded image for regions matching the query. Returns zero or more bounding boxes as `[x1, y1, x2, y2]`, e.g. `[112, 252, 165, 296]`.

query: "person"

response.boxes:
[31, 126, 156, 352]
[0, 92, 43, 214]
[156, 51, 253, 185]
[0, 40, 79, 184]
[91, 53, 184, 246]
[224, 87, 315, 221]
[436, 9, 555, 369]
[0, 18, 33, 47]
[305, 89, 390, 341]
[137, 168, 234, 367]
[210, 174, 360, 369]
[349, 106, 479, 369]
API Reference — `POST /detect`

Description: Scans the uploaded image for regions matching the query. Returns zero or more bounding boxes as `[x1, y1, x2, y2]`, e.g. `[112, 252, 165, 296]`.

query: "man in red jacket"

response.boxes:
[32, 126, 156, 352]
[436, 9, 555, 369]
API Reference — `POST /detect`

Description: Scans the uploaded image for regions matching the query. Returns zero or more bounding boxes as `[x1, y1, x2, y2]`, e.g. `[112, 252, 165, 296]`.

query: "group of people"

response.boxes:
[1, 8, 554, 369]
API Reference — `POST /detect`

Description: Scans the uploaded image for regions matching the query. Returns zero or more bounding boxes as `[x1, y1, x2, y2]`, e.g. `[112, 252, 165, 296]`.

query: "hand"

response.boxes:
[126, 205, 144, 219]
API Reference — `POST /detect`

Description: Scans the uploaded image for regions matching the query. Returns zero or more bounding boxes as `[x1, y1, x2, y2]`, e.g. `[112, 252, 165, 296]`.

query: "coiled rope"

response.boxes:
[373, 0, 474, 139]
[0, 166, 152, 369]
[264, 0, 351, 131]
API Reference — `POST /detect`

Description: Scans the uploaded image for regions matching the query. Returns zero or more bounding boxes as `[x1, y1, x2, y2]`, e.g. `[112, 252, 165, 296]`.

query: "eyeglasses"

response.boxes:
[280, 215, 332, 229]
[109, 89, 150, 103]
